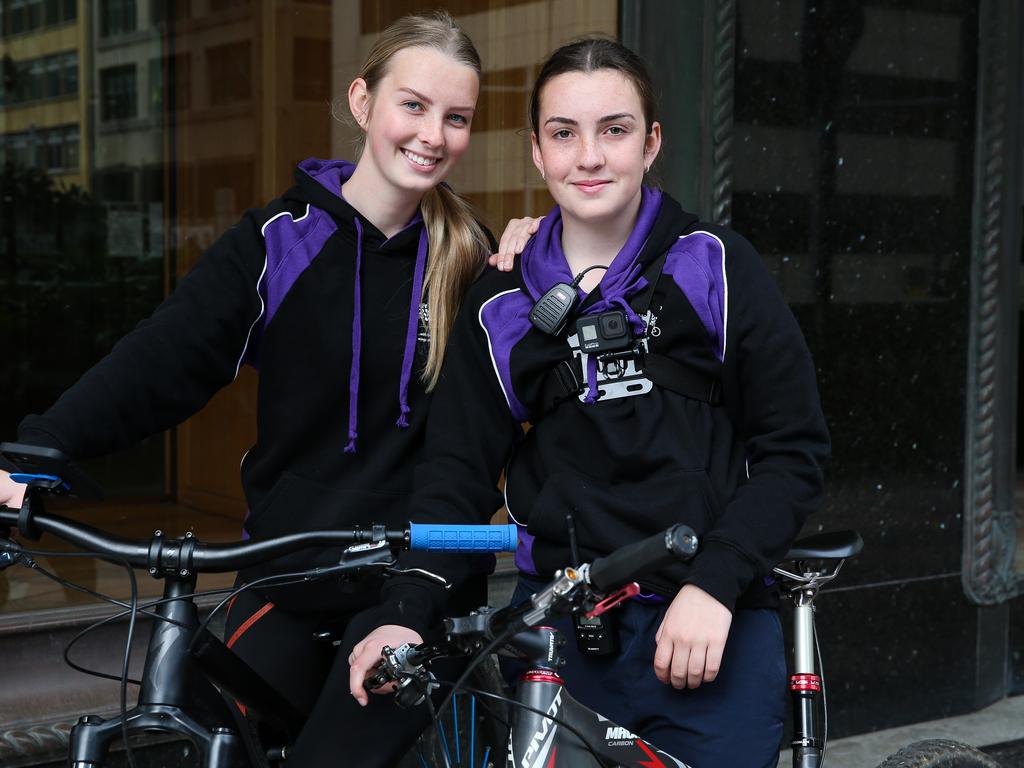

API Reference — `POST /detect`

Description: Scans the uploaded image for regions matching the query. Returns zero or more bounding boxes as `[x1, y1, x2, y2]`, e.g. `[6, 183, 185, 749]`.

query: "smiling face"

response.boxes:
[350, 46, 479, 202]
[531, 69, 661, 228]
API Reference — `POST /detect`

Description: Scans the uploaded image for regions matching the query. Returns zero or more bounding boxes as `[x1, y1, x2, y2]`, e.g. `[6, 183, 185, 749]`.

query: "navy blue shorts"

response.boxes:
[506, 576, 786, 767]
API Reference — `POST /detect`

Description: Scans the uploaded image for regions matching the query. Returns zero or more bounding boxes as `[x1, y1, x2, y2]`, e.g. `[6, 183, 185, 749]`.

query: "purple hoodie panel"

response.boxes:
[664, 231, 728, 363]
[514, 525, 538, 574]
[262, 207, 339, 325]
[297, 156, 354, 196]
[478, 290, 534, 423]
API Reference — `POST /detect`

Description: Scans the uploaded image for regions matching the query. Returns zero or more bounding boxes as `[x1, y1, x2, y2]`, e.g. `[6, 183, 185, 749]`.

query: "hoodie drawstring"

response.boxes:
[345, 219, 428, 454]
[345, 218, 366, 453]
[396, 228, 429, 428]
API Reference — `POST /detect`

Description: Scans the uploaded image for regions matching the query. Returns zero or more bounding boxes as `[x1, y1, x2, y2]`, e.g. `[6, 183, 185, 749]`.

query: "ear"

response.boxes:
[531, 132, 545, 180]
[643, 121, 663, 170]
[348, 77, 371, 130]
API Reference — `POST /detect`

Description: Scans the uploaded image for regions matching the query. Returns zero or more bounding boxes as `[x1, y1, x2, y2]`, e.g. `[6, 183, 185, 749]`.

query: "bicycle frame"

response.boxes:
[505, 627, 689, 768]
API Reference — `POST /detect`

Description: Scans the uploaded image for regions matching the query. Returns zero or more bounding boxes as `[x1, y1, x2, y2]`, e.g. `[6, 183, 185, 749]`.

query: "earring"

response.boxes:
[541, 170, 546, 181]
[644, 165, 650, 173]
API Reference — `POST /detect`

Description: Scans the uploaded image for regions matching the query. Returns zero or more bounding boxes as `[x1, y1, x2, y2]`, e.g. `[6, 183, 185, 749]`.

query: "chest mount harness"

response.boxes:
[528, 251, 723, 417]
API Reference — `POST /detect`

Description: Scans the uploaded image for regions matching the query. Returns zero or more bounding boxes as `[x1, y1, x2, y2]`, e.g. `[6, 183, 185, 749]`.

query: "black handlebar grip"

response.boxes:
[587, 524, 698, 592]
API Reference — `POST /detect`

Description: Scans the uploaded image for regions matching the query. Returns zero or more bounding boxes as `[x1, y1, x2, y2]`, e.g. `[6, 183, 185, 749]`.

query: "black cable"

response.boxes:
[58, 589, 240, 684]
[22, 556, 181, 625]
[188, 561, 380, 657]
[433, 625, 515, 725]
[433, 680, 609, 767]
[119, 560, 139, 768]
[816, 620, 828, 766]
[570, 264, 610, 288]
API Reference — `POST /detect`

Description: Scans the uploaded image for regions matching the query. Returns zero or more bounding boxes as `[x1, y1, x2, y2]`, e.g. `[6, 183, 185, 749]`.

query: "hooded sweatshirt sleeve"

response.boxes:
[16, 210, 269, 458]
[357, 276, 521, 636]
[682, 230, 830, 610]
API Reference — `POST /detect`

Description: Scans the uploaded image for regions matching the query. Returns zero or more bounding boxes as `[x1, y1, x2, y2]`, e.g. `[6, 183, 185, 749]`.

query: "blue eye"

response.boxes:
[403, 101, 423, 111]
[448, 114, 468, 126]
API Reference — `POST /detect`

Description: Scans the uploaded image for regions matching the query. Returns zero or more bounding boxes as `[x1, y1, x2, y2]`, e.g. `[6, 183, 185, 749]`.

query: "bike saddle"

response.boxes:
[783, 530, 863, 561]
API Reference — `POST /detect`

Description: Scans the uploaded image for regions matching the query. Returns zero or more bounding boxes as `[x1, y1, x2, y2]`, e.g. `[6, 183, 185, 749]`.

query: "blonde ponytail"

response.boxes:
[420, 185, 489, 389]
[352, 10, 489, 390]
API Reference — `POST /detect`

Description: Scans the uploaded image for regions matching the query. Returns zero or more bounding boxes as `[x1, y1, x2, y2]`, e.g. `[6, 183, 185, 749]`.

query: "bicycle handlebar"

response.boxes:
[587, 523, 698, 592]
[0, 506, 518, 574]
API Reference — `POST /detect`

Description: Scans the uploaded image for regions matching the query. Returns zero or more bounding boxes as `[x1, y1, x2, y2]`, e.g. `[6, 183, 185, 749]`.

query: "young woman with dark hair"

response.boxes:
[351, 37, 829, 766]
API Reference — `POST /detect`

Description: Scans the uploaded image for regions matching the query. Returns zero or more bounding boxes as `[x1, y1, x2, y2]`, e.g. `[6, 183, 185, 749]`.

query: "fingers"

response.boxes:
[348, 650, 369, 706]
[653, 634, 725, 689]
[684, 645, 707, 689]
[653, 633, 673, 685]
[491, 216, 545, 271]
[704, 641, 724, 684]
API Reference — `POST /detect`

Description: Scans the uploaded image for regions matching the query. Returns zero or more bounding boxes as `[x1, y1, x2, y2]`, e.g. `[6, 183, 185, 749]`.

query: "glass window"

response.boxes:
[100, 0, 136, 36]
[44, 0, 58, 25]
[0, 0, 616, 623]
[45, 55, 61, 98]
[63, 51, 78, 96]
[206, 41, 251, 105]
[27, 58, 43, 100]
[26, 0, 42, 30]
[64, 125, 79, 169]
[9, 0, 26, 35]
[45, 129, 62, 170]
[100, 64, 137, 120]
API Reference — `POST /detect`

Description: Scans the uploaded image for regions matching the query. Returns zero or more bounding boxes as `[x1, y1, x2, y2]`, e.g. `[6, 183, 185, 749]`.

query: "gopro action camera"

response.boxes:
[575, 310, 633, 354]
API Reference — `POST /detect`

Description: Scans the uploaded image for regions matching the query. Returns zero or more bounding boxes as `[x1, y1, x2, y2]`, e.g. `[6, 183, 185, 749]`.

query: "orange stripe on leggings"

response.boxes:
[226, 602, 275, 649]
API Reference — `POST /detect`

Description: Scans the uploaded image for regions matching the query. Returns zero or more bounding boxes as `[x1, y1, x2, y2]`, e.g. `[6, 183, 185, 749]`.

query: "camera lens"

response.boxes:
[599, 311, 627, 338]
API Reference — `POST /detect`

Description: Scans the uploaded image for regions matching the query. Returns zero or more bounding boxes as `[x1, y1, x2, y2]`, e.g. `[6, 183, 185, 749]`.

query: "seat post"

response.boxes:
[790, 582, 824, 768]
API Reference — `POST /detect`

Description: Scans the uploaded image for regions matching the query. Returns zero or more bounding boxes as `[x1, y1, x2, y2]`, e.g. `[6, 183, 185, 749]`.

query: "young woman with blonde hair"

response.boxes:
[0, 10, 520, 766]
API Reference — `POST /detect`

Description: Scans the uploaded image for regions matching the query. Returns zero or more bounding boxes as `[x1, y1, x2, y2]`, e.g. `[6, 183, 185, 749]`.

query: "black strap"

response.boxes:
[638, 353, 721, 405]
[536, 250, 722, 414]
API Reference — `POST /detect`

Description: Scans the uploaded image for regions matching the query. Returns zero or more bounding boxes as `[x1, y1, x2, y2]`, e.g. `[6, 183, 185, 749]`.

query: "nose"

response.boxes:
[576, 136, 604, 170]
[418, 115, 445, 149]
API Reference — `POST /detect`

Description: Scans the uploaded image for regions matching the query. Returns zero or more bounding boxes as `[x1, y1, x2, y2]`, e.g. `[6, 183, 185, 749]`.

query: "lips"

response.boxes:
[401, 148, 440, 168]
[572, 179, 612, 192]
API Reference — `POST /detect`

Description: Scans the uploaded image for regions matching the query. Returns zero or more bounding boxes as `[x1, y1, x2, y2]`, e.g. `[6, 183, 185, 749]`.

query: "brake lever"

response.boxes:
[0, 538, 24, 571]
[384, 565, 451, 589]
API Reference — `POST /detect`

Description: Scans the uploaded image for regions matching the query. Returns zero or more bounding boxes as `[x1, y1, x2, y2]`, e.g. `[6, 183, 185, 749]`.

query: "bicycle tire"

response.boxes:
[875, 739, 1001, 768]
[400, 654, 508, 768]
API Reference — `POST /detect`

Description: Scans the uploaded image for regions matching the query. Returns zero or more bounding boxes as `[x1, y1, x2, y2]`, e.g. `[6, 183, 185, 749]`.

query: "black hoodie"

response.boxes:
[405, 189, 829, 614]
[17, 158, 495, 631]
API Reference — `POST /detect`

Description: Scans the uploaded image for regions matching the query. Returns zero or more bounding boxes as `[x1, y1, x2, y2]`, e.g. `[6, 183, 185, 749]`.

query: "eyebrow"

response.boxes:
[543, 112, 637, 126]
[398, 87, 475, 113]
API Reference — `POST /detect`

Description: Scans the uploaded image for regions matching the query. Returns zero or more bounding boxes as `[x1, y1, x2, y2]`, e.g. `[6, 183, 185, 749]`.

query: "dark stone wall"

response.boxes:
[729, 0, 996, 737]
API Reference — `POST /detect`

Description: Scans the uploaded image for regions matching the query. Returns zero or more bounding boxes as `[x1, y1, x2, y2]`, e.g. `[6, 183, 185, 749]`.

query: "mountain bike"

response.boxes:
[369, 525, 1004, 768]
[0, 441, 518, 768]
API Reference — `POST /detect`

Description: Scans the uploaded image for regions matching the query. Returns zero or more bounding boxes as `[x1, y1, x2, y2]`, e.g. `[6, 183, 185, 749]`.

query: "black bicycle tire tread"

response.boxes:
[875, 739, 1002, 768]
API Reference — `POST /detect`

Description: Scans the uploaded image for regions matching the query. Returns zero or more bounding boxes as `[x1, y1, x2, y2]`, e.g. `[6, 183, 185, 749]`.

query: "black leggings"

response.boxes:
[223, 584, 478, 767]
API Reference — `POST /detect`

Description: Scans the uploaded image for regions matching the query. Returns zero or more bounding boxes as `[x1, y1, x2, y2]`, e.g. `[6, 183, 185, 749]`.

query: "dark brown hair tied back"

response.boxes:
[529, 36, 658, 135]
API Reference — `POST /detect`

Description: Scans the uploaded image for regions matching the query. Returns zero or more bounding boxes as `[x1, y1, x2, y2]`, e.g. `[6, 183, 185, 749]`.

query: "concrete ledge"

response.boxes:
[779, 695, 1024, 767]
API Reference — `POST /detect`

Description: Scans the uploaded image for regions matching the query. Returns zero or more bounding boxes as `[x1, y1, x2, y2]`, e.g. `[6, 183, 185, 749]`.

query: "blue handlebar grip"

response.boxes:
[10, 473, 61, 485]
[408, 523, 518, 553]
